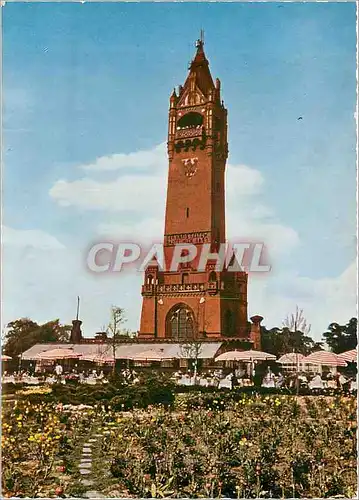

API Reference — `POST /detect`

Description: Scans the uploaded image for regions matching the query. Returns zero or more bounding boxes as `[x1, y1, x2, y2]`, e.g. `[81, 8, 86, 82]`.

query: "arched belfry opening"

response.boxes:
[177, 112, 203, 129]
[166, 303, 195, 341]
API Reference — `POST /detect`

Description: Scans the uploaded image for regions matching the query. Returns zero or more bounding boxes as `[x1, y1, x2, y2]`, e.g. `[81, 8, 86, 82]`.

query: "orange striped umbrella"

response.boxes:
[304, 351, 347, 367]
[338, 349, 357, 363]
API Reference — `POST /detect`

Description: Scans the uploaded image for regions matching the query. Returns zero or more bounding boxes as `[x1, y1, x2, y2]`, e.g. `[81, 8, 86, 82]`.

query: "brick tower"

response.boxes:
[139, 38, 249, 341]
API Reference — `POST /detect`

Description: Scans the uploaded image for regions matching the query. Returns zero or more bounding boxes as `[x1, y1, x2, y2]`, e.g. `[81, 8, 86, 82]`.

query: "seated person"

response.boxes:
[275, 372, 284, 388]
[309, 374, 324, 390]
[262, 368, 275, 388]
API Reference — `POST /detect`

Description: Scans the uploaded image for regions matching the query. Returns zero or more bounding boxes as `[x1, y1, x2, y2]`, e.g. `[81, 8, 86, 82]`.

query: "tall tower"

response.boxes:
[139, 38, 249, 341]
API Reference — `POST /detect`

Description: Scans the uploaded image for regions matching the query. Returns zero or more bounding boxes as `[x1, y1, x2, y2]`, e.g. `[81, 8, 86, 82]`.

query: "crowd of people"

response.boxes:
[170, 366, 357, 393]
[2, 363, 357, 394]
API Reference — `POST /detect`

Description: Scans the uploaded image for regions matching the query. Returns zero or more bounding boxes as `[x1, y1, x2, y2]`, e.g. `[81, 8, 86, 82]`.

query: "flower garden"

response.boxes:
[2, 381, 357, 498]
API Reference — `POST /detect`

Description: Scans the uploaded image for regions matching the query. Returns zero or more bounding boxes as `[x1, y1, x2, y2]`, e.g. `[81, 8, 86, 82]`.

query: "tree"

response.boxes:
[179, 339, 203, 384]
[106, 306, 127, 372]
[322, 317, 357, 354]
[3, 318, 71, 359]
[119, 328, 136, 339]
[283, 306, 311, 335]
[260, 326, 320, 357]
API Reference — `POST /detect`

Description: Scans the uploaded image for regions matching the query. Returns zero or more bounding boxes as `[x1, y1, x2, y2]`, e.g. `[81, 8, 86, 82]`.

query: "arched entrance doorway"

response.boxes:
[166, 303, 195, 341]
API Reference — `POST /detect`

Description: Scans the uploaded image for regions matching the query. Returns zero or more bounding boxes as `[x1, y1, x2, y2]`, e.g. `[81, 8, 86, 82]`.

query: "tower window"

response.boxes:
[186, 208, 189, 218]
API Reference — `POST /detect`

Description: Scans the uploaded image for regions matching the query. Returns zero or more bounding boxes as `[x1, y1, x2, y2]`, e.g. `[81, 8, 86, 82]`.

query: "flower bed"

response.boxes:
[1, 400, 95, 497]
[2, 394, 357, 498]
[99, 395, 357, 498]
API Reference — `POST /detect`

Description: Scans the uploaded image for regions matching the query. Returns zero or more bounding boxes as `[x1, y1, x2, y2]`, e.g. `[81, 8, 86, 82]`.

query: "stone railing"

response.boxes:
[175, 126, 203, 139]
[142, 282, 222, 296]
[158, 283, 206, 293]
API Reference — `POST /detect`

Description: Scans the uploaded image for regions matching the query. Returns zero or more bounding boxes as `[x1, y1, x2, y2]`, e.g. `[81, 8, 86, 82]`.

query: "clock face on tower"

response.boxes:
[182, 157, 198, 178]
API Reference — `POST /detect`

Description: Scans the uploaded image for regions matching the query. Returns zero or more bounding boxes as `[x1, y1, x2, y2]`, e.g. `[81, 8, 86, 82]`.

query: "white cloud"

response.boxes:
[97, 218, 164, 242]
[50, 174, 167, 214]
[2, 225, 65, 250]
[226, 163, 264, 198]
[81, 143, 166, 172]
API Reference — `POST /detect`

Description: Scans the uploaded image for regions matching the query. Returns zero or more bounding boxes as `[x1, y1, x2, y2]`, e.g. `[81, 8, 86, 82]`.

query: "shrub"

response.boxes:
[148, 385, 174, 408]
[110, 395, 133, 411]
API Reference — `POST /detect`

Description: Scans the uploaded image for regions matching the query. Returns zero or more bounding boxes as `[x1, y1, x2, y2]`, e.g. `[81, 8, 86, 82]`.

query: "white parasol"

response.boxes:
[215, 350, 276, 362]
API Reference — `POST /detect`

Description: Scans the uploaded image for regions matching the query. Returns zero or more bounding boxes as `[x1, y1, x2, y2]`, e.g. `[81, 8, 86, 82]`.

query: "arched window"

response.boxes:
[166, 303, 195, 341]
[225, 310, 235, 336]
[147, 274, 153, 285]
[177, 112, 203, 129]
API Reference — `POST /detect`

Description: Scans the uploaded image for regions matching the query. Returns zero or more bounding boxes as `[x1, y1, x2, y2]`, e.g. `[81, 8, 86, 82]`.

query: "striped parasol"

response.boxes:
[215, 350, 276, 362]
[304, 350, 347, 367]
[277, 353, 305, 364]
[338, 349, 357, 363]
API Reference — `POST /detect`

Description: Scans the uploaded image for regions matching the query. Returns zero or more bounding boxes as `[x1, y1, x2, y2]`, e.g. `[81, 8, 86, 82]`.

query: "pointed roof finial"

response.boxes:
[196, 29, 204, 50]
[194, 33, 206, 64]
[183, 31, 214, 97]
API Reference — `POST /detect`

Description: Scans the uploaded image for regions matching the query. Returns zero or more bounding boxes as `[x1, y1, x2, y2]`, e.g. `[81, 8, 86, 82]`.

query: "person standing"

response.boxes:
[55, 363, 63, 381]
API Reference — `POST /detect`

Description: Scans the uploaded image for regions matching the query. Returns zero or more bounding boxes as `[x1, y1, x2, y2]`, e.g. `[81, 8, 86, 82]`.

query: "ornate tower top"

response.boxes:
[176, 38, 220, 106]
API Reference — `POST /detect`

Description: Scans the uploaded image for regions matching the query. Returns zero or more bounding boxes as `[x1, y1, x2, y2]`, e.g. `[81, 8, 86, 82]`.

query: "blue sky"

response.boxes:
[3, 2, 357, 338]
